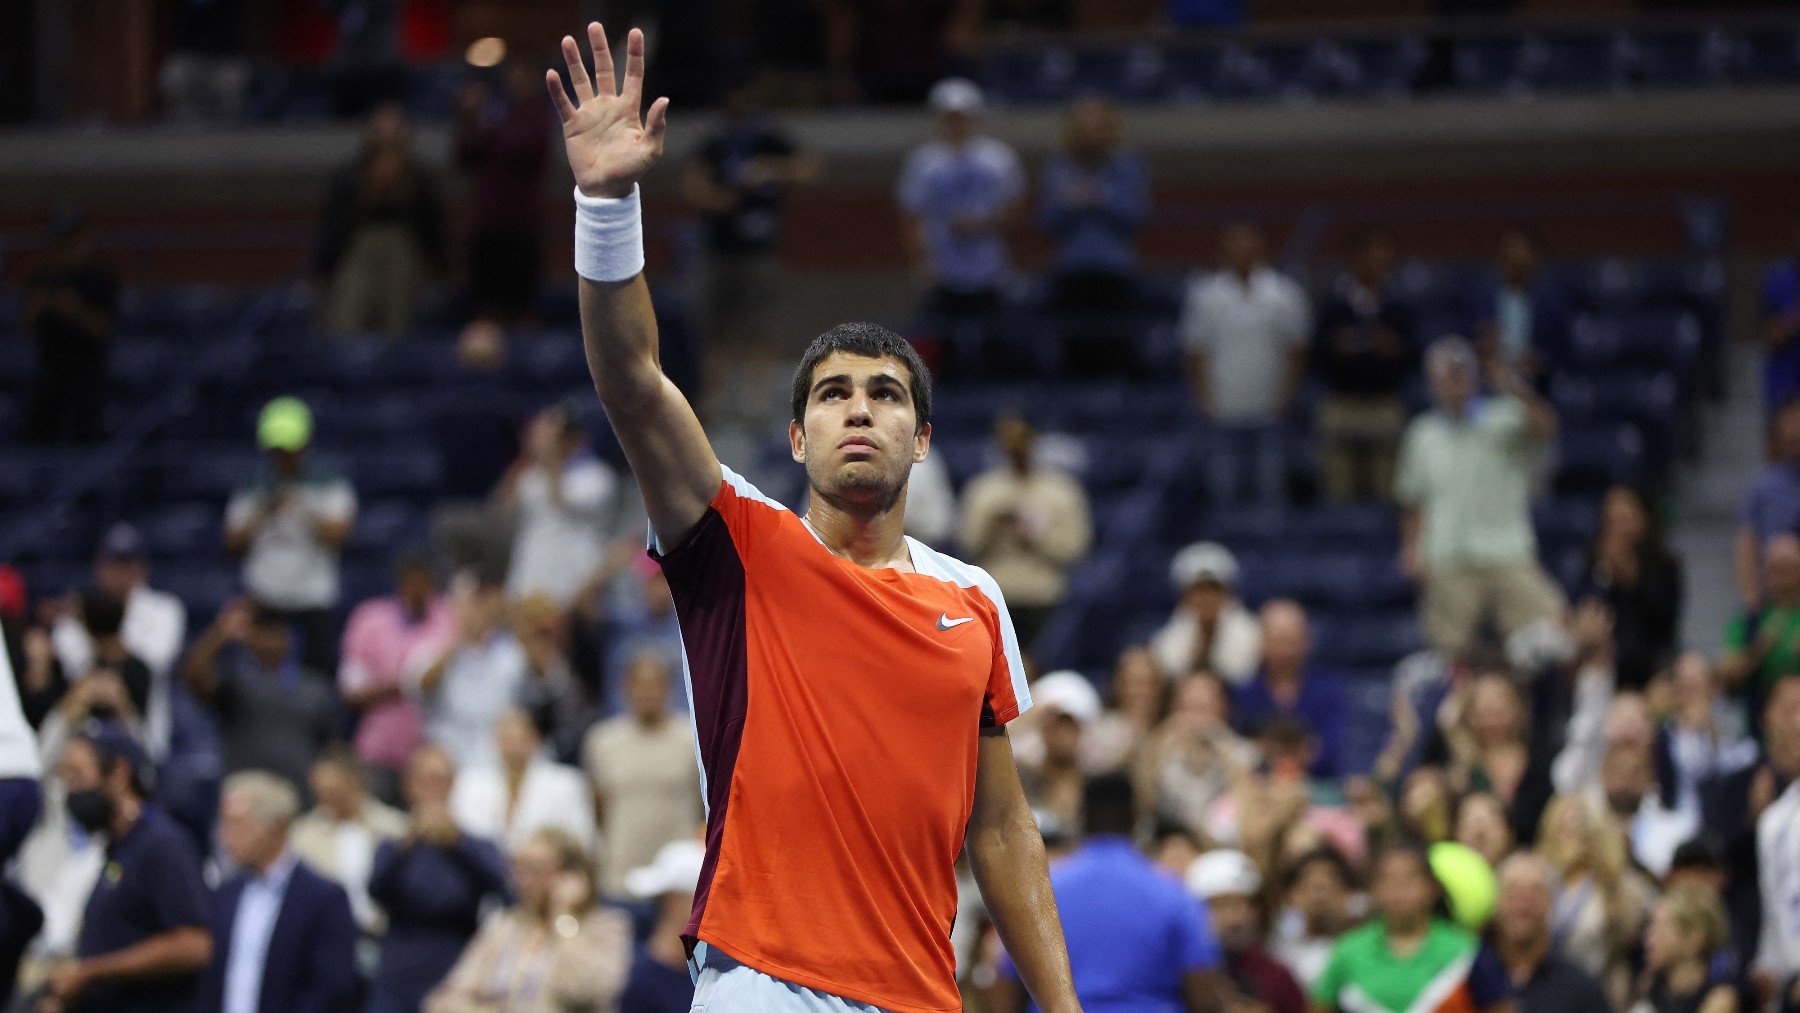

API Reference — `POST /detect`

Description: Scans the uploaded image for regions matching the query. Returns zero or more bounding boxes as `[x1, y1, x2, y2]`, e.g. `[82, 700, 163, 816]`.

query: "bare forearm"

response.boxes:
[1735, 528, 1762, 607]
[579, 275, 662, 406]
[80, 928, 211, 985]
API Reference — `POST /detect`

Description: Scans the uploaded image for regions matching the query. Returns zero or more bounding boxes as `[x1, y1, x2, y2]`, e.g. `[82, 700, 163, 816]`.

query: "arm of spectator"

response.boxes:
[423, 916, 506, 1013]
[222, 489, 268, 556]
[307, 481, 357, 550]
[544, 910, 631, 1010]
[1733, 526, 1762, 609]
[1372, 678, 1422, 785]
[53, 927, 212, 1006]
[182, 600, 250, 703]
[338, 612, 401, 711]
[1489, 359, 1556, 443]
[966, 731, 1079, 1013]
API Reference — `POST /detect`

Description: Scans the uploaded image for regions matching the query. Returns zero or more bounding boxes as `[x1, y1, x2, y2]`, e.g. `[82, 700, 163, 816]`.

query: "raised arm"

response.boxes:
[548, 25, 721, 547]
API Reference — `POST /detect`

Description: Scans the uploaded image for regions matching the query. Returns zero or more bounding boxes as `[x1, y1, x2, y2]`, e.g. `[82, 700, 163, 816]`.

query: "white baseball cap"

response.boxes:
[623, 839, 707, 899]
[1170, 542, 1239, 591]
[1186, 849, 1263, 900]
[1031, 671, 1102, 726]
[928, 77, 985, 114]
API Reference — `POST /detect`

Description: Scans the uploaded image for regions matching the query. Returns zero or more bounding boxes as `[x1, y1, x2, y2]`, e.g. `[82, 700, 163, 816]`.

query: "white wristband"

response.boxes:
[573, 184, 645, 283]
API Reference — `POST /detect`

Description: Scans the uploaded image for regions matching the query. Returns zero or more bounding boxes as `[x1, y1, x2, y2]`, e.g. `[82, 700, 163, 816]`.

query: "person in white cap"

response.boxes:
[897, 77, 1027, 322]
[1186, 850, 1308, 1013]
[620, 839, 707, 1013]
[1150, 541, 1263, 685]
[1015, 671, 1101, 830]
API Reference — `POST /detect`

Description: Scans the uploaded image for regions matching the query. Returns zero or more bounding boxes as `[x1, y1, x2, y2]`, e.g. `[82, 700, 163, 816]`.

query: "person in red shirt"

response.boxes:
[544, 24, 1078, 1013]
[1188, 850, 1309, 1013]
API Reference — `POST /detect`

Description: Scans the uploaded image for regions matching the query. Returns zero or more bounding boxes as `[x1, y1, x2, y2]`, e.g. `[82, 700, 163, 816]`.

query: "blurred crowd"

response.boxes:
[9, 46, 1800, 1013]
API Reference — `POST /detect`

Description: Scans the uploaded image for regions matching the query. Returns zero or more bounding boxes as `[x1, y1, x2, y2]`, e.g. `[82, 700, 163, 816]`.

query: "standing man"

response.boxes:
[993, 773, 1228, 1012]
[44, 724, 211, 1013]
[1397, 338, 1564, 659]
[200, 771, 359, 1013]
[1179, 223, 1311, 506]
[546, 24, 1076, 1010]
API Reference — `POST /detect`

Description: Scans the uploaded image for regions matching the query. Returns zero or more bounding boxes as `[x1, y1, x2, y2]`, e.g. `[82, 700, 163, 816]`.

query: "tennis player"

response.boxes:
[546, 24, 1080, 1013]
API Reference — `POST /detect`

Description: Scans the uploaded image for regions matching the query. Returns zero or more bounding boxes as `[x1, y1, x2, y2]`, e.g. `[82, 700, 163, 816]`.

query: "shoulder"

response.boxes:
[910, 540, 1005, 603]
[974, 137, 1022, 168]
[1333, 921, 1385, 957]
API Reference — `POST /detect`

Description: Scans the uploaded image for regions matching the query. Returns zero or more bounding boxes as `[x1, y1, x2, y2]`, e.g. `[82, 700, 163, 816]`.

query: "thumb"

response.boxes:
[645, 96, 671, 146]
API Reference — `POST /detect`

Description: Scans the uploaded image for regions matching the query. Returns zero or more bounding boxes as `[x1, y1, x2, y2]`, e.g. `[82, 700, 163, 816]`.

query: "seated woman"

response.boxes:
[1634, 887, 1737, 1013]
[425, 827, 631, 1013]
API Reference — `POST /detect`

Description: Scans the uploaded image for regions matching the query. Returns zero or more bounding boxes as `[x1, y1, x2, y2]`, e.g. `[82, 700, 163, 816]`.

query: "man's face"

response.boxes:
[1356, 236, 1396, 285]
[1220, 226, 1265, 276]
[625, 661, 669, 718]
[1208, 893, 1262, 952]
[269, 448, 303, 478]
[939, 109, 975, 145]
[58, 740, 104, 795]
[247, 618, 290, 668]
[1259, 603, 1309, 672]
[218, 793, 283, 870]
[94, 556, 140, 599]
[1184, 581, 1228, 620]
[1289, 860, 1349, 928]
[1429, 360, 1477, 415]
[404, 749, 455, 809]
[495, 712, 538, 767]
[1601, 740, 1654, 813]
[791, 352, 928, 512]
[1494, 860, 1552, 948]
[309, 762, 359, 815]
[1498, 230, 1538, 284]
[397, 565, 435, 611]
[1042, 713, 1082, 763]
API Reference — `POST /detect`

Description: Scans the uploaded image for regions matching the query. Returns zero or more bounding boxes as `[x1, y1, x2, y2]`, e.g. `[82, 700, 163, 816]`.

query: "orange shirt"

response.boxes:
[654, 467, 1032, 1013]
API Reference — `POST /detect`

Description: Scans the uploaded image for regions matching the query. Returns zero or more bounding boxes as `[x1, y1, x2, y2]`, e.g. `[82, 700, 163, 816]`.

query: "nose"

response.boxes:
[845, 390, 874, 426]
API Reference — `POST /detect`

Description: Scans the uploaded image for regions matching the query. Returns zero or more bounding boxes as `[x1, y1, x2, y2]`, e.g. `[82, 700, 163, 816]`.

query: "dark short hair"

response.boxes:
[1287, 845, 1357, 892]
[1669, 834, 1725, 873]
[80, 588, 127, 638]
[789, 323, 932, 431]
[1082, 772, 1137, 837]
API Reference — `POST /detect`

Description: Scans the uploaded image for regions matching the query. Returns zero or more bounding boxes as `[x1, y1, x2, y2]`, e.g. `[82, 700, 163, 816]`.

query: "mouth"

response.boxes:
[837, 436, 878, 456]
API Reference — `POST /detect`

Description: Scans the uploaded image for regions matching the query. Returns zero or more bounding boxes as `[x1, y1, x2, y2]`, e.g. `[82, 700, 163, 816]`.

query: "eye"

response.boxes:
[820, 388, 845, 401]
[875, 389, 900, 401]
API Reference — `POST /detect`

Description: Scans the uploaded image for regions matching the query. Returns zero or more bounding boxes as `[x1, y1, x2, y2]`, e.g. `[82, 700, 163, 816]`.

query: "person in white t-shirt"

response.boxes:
[450, 708, 594, 854]
[1179, 224, 1311, 505]
[49, 524, 186, 761]
[499, 405, 617, 609]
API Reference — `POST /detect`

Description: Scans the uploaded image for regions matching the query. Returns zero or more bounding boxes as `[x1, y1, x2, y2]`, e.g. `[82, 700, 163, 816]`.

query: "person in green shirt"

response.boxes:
[1310, 841, 1513, 1013]
[1721, 533, 1800, 703]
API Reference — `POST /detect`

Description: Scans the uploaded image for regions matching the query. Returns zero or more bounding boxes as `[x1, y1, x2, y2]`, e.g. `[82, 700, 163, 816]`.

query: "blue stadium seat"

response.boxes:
[348, 499, 426, 553]
[157, 564, 242, 619]
[159, 448, 263, 502]
[347, 444, 442, 499]
[1556, 423, 1647, 494]
[140, 502, 221, 560]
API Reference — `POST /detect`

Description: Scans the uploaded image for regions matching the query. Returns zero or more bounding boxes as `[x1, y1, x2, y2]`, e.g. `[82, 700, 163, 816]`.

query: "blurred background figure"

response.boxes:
[618, 839, 704, 1013]
[498, 405, 617, 610]
[1181, 222, 1310, 506]
[582, 653, 701, 897]
[1580, 484, 1683, 690]
[410, 576, 527, 771]
[314, 104, 445, 338]
[1481, 227, 1570, 384]
[455, 63, 551, 329]
[1151, 542, 1261, 685]
[337, 549, 453, 801]
[1312, 230, 1417, 504]
[449, 708, 594, 853]
[1491, 851, 1609, 1013]
[1734, 400, 1800, 609]
[1185, 849, 1308, 1013]
[24, 213, 116, 446]
[289, 748, 407, 935]
[1038, 96, 1147, 314]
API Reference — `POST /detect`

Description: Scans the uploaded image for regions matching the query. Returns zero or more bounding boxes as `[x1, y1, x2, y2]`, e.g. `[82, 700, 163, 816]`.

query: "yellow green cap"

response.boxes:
[257, 396, 313, 452]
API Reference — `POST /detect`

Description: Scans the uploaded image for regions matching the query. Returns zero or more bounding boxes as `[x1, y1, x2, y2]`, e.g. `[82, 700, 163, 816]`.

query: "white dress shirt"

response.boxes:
[224, 851, 299, 1013]
[451, 755, 596, 853]
[1178, 266, 1311, 422]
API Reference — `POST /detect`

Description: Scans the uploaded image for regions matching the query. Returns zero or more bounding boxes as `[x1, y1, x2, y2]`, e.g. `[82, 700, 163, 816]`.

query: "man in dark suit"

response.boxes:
[200, 770, 359, 1013]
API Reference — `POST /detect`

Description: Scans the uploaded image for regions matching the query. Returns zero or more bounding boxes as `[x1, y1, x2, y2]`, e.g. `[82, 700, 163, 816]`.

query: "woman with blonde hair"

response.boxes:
[1537, 792, 1655, 1007]
[426, 827, 631, 1012]
[1632, 887, 1736, 1013]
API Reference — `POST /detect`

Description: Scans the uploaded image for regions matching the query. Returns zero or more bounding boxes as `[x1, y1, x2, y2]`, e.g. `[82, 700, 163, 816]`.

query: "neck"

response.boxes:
[329, 801, 362, 822]
[250, 848, 288, 877]
[805, 487, 910, 569]
[635, 710, 665, 729]
[1499, 933, 1548, 981]
[505, 757, 531, 780]
[1387, 914, 1430, 941]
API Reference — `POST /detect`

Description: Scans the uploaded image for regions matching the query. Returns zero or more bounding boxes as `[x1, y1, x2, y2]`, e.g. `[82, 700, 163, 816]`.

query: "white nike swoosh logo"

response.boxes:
[937, 613, 974, 631]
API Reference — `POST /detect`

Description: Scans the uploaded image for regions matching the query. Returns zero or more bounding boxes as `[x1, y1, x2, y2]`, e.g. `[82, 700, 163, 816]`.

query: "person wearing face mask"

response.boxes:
[38, 722, 211, 1013]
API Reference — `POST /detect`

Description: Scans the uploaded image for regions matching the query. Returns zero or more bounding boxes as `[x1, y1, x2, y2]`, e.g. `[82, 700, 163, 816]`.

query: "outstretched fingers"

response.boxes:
[621, 27, 646, 106]
[545, 69, 576, 122]
[588, 22, 616, 96]
[560, 35, 594, 103]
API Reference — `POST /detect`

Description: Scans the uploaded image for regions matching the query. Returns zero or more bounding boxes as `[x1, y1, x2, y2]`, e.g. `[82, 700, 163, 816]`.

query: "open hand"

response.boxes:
[547, 25, 670, 199]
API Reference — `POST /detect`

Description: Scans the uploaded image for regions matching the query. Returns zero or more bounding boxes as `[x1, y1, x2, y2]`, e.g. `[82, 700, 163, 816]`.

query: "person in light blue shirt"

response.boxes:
[898, 78, 1027, 318]
[993, 773, 1229, 1013]
[1038, 96, 1148, 313]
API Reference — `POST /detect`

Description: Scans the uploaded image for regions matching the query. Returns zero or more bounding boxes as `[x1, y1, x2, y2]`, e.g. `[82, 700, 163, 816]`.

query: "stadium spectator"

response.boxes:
[48, 524, 185, 760]
[365, 745, 509, 1013]
[1179, 222, 1310, 505]
[1655, 652, 1757, 822]
[1271, 847, 1358, 990]
[455, 64, 551, 326]
[1397, 338, 1564, 659]
[1083, 645, 1168, 773]
[1634, 887, 1737, 1013]
[449, 708, 595, 853]
[24, 212, 117, 445]
[991, 773, 1227, 1013]
[429, 323, 528, 576]
[1037, 96, 1148, 313]
[904, 451, 959, 549]
[1229, 599, 1349, 778]
[1535, 791, 1653, 1005]
[512, 592, 590, 763]
[183, 600, 337, 793]
[1721, 533, 1800, 710]
[27, 590, 151, 735]
[158, 0, 250, 122]
[49, 724, 211, 1013]
[288, 748, 407, 935]
[1419, 672, 1554, 845]
[1492, 851, 1610, 1013]
[1150, 541, 1261, 685]
[1140, 670, 1255, 835]
[314, 104, 445, 338]
[1751, 675, 1800, 1000]
[581, 654, 702, 897]
[1452, 791, 1514, 869]
[1480, 226, 1571, 381]
[898, 79, 1026, 321]
[618, 840, 704, 1013]
[1184, 849, 1308, 1013]
[408, 576, 528, 771]
[1761, 244, 1800, 411]
[681, 80, 820, 351]
[424, 828, 631, 1013]
[1309, 841, 1510, 1013]
[1015, 671, 1098, 830]
[14, 672, 113, 965]
[959, 416, 1093, 652]
[225, 396, 356, 675]
[499, 405, 618, 610]
[591, 555, 688, 716]
[1734, 399, 1800, 608]
[200, 771, 359, 1013]
[1312, 230, 1419, 503]
[1581, 484, 1683, 690]
[337, 549, 455, 797]
[1598, 733, 1694, 878]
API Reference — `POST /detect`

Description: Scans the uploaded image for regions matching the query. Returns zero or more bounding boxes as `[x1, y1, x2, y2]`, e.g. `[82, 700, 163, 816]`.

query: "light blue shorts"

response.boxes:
[688, 943, 892, 1013]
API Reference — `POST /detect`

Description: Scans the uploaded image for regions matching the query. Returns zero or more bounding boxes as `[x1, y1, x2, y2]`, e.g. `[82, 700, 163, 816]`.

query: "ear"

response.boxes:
[789, 419, 806, 464]
[913, 422, 932, 464]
